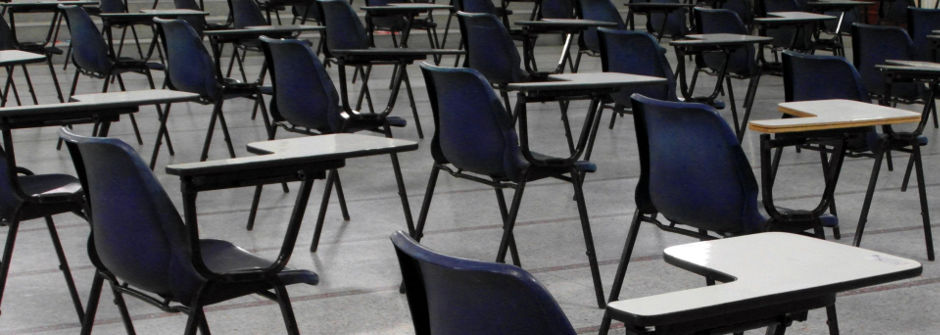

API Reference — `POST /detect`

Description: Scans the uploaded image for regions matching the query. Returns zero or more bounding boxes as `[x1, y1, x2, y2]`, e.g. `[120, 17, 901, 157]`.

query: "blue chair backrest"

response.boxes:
[0, 149, 20, 222]
[60, 5, 114, 75]
[229, 0, 269, 28]
[908, 7, 940, 61]
[154, 18, 220, 99]
[598, 28, 676, 105]
[457, 12, 527, 84]
[420, 64, 529, 181]
[541, 0, 574, 19]
[695, 8, 756, 76]
[391, 231, 576, 335]
[260, 36, 343, 132]
[0, 15, 17, 50]
[631, 94, 763, 234]
[60, 129, 202, 303]
[317, 0, 371, 51]
[644, 0, 689, 37]
[173, 0, 209, 35]
[852, 23, 918, 98]
[717, 0, 753, 25]
[98, 0, 127, 13]
[577, 0, 624, 53]
[782, 51, 868, 102]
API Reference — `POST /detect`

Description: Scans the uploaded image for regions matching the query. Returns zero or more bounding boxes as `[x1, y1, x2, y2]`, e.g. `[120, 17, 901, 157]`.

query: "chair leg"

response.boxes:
[819, 151, 841, 240]
[900, 153, 915, 192]
[273, 284, 300, 335]
[825, 304, 840, 335]
[571, 168, 605, 308]
[184, 295, 207, 335]
[333, 172, 351, 221]
[144, 72, 173, 155]
[108, 279, 137, 335]
[400, 70, 424, 138]
[725, 76, 741, 138]
[310, 169, 338, 252]
[246, 184, 264, 231]
[607, 210, 643, 303]
[853, 148, 885, 248]
[492, 184, 521, 266]
[414, 165, 441, 242]
[387, 150, 415, 236]
[0, 215, 21, 316]
[200, 100, 224, 161]
[43, 216, 84, 322]
[19, 65, 38, 105]
[79, 272, 105, 335]
[495, 179, 525, 264]
[150, 102, 173, 170]
[911, 144, 935, 261]
[558, 101, 576, 153]
[46, 58, 64, 103]
[113, 74, 144, 145]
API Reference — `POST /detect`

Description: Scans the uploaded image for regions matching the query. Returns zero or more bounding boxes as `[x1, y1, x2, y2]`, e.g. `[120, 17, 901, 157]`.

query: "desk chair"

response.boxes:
[628, 0, 689, 40]
[575, 0, 625, 72]
[0, 13, 63, 105]
[907, 7, 940, 62]
[717, 0, 754, 28]
[0, 148, 84, 323]
[317, 0, 426, 138]
[777, 51, 875, 240]
[851, 23, 933, 125]
[95, 0, 147, 59]
[60, 129, 318, 335]
[174, 0, 230, 36]
[60, 5, 162, 146]
[757, 0, 816, 53]
[597, 28, 676, 130]
[415, 64, 606, 308]
[391, 231, 577, 335]
[248, 36, 414, 253]
[153, 18, 272, 166]
[599, 94, 839, 334]
[225, 0, 270, 82]
[692, 8, 763, 140]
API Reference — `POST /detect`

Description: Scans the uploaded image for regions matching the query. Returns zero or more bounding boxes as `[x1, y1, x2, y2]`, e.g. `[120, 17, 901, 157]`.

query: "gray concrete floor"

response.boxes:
[0, 30, 937, 334]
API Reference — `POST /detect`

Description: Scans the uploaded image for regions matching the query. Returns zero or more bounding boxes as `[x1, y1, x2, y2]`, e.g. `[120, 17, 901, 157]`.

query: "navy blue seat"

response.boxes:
[597, 28, 676, 129]
[0, 148, 84, 322]
[246, 36, 412, 253]
[907, 7, 940, 62]
[599, 94, 840, 334]
[317, 0, 426, 137]
[852, 23, 925, 103]
[415, 64, 605, 308]
[391, 231, 576, 335]
[576, 0, 625, 71]
[153, 18, 272, 165]
[60, 5, 163, 146]
[60, 129, 317, 335]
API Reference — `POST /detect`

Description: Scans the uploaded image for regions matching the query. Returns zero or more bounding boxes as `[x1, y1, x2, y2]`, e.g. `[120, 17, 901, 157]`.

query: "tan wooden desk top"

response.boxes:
[748, 99, 921, 134]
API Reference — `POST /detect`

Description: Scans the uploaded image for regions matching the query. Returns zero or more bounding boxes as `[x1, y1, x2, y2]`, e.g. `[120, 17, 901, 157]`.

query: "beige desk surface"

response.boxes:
[748, 99, 921, 134]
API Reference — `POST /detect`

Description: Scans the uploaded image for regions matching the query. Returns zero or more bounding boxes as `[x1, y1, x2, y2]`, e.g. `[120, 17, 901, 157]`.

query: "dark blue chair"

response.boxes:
[153, 18, 272, 165]
[599, 94, 839, 334]
[173, 0, 230, 36]
[626, 0, 689, 41]
[0, 14, 63, 106]
[60, 5, 163, 146]
[717, 0, 754, 27]
[249, 36, 412, 253]
[60, 128, 317, 335]
[852, 23, 926, 103]
[391, 231, 577, 335]
[597, 28, 676, 129]
[692, 8, 763, 140]
[94, 0, 147, 59]
[317, 0, 426, 137]
[223, 0, 271, 82]
[907, 7, 940, 62]
[576, 0, 625, 71]
[415, 64, 606, 308]
[0, 148, 84, 322]
[364, 0, 439, 49]
[880, 0, 913, 25]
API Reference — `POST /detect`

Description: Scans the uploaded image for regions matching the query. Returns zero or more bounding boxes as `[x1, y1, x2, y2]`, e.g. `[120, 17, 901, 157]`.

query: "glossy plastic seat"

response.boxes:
[317, 0, 426, 137]
[153, 18, 273, 166]
[907, 7, 940, 61]
[597, 28, 676, 129]
[60, 129, 317, 335]
[415, 64, 606, 308]
[599, 94, 840, 334]
[0, 148, 84, 322]
[60, 5, 162, 145]
[248, 36, 412, 253]
[391, 231, 576, 335]
[576, 0, 625, 71]
[851, 23, 924, 102]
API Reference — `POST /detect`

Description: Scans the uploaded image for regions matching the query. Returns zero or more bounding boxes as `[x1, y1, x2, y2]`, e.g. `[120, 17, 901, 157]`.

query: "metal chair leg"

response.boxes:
[911, 143, 935, 260]
[43, 216, 84, 322]
[495, 179, 526, 264]
[825, 304, 840, 335]
[200, 100, 225, 161]
[310, 169, 338, 252]
[414, 165, 441, 241]
[492, 184, 521, 266]
[79, 272, 105, 335]
[273, 284, 300, 334]
[853, 148, 885, 248]
[571, 168, 605, 308]
[108, 280, 137, 335]
[0, 215, 21, 316]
